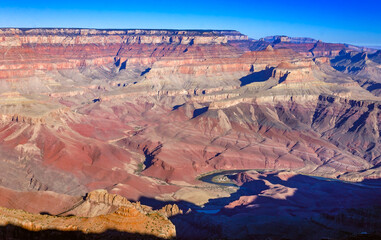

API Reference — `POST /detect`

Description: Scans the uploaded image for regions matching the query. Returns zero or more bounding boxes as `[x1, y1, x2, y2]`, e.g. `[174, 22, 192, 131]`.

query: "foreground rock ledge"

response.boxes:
[0, 189, 176, 239]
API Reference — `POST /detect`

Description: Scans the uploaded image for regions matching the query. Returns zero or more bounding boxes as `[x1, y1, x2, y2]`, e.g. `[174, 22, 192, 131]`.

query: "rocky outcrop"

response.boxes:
[86, 189, 132, 207]
[159, 204, 183, 217]
[65, 189, 183, 221]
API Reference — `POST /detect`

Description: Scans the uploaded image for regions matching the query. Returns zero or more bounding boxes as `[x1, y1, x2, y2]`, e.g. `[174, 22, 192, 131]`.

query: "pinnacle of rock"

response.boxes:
[265, 44, 274, 51]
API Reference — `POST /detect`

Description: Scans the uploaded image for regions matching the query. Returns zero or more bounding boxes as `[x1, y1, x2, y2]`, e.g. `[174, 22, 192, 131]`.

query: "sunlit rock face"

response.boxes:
[0, 28, 380, 239]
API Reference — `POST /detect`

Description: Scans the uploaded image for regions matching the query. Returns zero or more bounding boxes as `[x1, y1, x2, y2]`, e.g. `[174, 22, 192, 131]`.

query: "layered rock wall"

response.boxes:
[0, 28, 247, 81]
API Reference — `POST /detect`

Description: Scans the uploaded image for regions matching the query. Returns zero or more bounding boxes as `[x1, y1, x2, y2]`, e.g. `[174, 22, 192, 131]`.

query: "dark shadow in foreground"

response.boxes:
[0, 224, 167, 240]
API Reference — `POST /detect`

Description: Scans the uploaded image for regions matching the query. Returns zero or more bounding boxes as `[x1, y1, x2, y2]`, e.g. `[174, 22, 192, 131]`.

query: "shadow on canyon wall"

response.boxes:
[239, 67, 274, 86]
[192, 107, 209, 118]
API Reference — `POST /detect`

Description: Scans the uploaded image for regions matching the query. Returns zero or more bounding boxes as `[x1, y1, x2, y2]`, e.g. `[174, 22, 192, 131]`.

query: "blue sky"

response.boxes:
[0, 0, 380, 46]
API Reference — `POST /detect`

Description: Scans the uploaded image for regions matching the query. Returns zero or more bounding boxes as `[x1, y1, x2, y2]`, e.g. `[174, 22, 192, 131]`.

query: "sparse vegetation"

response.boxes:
[135, 162, 145, 174]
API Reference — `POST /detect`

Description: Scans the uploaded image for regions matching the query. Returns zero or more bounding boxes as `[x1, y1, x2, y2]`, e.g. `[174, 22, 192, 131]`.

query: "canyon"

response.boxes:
[0, 28, 380, 239]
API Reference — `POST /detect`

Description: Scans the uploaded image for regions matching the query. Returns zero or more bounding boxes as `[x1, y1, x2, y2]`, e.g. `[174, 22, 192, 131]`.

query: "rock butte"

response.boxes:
[0, 28, 380, 239]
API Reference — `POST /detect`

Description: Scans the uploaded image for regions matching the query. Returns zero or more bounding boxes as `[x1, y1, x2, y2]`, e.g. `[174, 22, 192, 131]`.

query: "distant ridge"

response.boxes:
[260, 35, 318, 44]
[365, 45, 381, 50]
